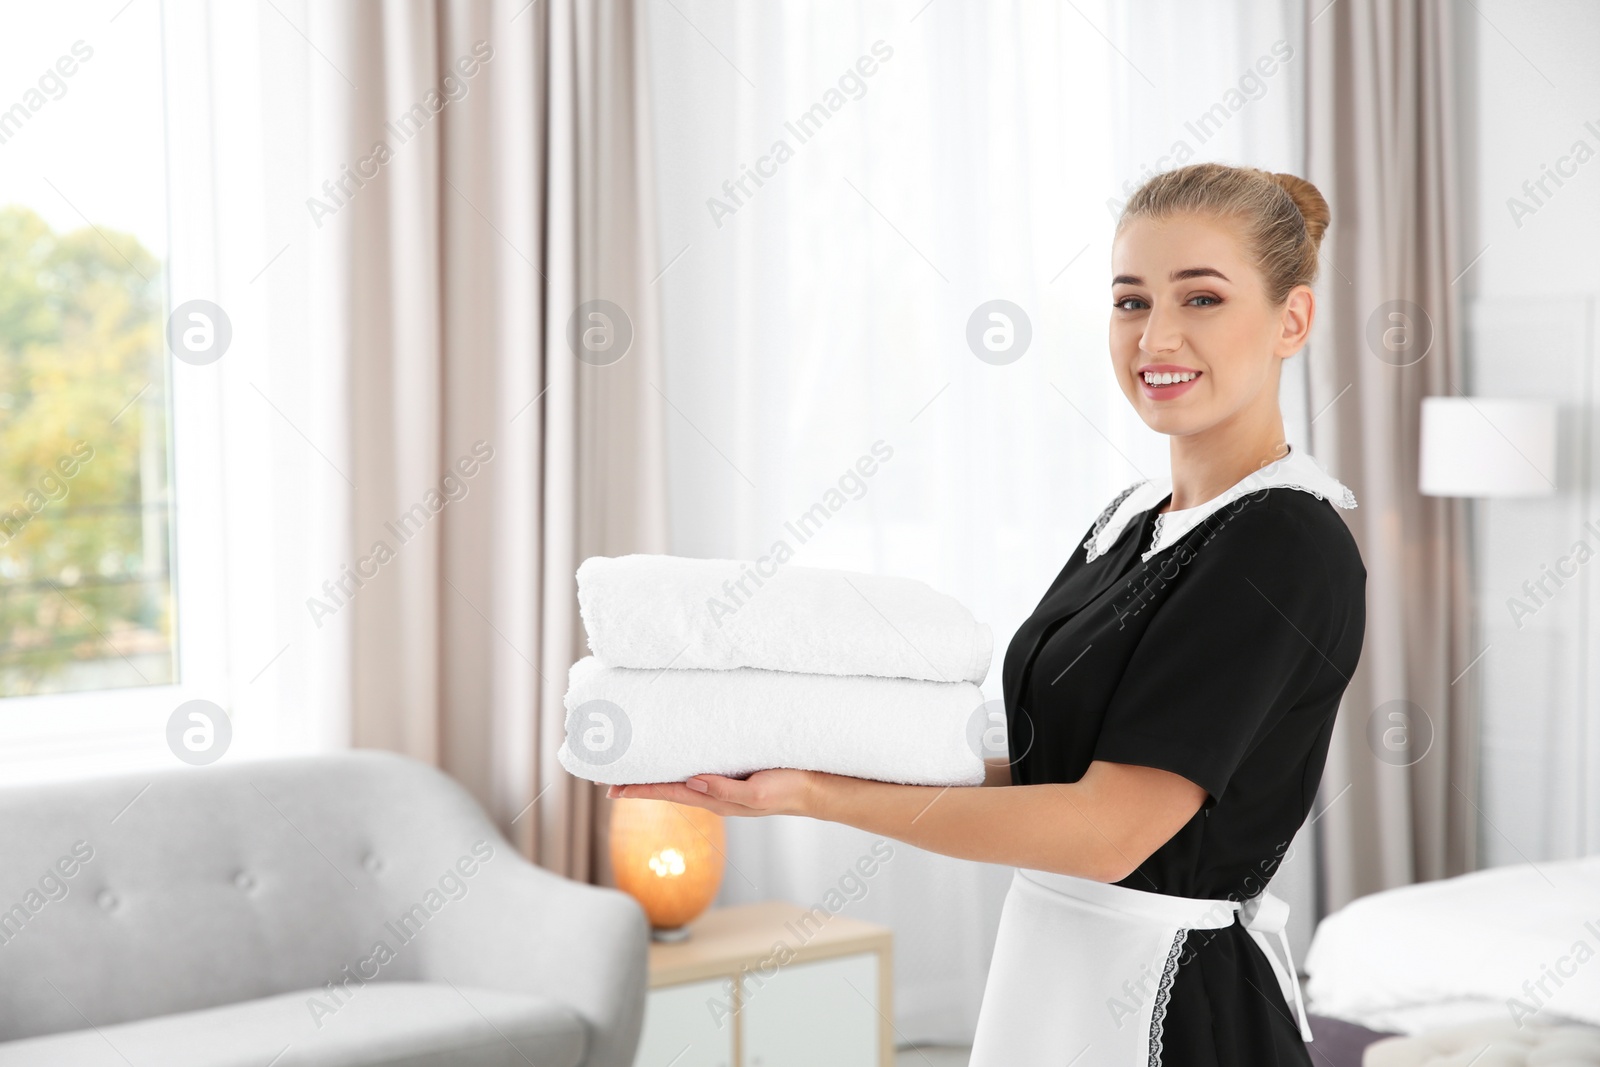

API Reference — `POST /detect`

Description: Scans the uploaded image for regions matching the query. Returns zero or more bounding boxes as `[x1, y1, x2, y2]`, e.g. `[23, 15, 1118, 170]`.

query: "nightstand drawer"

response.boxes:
[631, 901, 893, 1067]
[742, 952, 880, 1067]
[635, 977, 737, 1067]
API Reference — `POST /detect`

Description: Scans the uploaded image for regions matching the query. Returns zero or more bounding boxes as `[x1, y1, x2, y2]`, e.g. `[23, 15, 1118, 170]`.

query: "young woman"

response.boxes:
[607, 162, 1367, 1066]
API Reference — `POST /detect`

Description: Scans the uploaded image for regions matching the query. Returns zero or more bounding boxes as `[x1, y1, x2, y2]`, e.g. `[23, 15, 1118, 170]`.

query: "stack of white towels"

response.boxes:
[559, 553, 994, 788]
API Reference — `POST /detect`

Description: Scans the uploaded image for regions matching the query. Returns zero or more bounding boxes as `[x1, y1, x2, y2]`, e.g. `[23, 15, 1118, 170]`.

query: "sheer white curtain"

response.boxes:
[645, 0, 1305, 1042]
[164, 0, 671, 892]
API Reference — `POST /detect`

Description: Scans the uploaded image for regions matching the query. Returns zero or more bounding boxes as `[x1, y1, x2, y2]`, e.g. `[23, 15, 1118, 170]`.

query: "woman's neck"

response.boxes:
[1162, 422, 1290, 514]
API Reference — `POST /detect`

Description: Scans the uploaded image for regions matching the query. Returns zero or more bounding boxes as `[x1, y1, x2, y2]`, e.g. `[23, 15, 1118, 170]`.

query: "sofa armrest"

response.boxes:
[419, 853, 649, 1067]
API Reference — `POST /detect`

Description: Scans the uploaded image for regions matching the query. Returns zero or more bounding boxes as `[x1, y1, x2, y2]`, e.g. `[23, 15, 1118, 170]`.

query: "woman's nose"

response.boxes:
[1140, 305, 1183, 355]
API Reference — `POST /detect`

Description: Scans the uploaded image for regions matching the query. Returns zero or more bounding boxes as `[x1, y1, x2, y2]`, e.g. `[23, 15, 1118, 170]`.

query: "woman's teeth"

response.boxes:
[1142, 370, 1199, 386]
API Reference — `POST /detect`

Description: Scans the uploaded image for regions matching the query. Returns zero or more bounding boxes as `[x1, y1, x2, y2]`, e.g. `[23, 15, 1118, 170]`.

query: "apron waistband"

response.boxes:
[1014, 868, 1314, 1043]
[1017, 867, 1241, 928]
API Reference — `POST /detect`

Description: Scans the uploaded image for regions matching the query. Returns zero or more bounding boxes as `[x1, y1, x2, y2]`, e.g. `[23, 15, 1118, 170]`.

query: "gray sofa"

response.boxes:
[0, 749, 648, 1067]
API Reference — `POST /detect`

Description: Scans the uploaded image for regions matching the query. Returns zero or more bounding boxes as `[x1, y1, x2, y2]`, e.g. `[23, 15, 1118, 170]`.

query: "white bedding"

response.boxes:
[1303, 856, 1600, 1033]
[1328, 998, 1515, 1036]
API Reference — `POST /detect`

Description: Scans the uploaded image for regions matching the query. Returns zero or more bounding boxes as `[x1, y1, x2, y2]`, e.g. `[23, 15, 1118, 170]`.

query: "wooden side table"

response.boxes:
[631, 900, 894, 1067]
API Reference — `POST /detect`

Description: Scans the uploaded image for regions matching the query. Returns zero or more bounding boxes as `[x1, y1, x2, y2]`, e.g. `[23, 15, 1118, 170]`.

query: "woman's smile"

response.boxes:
[1137, 363, 1205, 401]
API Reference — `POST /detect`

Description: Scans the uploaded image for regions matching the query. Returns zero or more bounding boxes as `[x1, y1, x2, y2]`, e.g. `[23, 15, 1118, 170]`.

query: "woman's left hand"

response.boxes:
[606, 768, 821, 818]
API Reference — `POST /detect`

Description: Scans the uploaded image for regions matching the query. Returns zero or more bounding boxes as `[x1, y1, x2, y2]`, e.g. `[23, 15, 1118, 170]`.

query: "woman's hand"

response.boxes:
[605, 768, 822, 818]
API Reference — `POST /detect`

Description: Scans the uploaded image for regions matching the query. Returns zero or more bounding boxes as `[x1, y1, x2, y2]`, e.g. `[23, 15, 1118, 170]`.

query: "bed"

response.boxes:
[1300, 855, 1600, 1066]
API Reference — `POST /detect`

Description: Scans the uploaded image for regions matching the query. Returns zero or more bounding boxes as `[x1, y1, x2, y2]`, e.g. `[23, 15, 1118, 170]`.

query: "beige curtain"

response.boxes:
[1305, 0, 1477, 910]
[313, 0, 667, 883]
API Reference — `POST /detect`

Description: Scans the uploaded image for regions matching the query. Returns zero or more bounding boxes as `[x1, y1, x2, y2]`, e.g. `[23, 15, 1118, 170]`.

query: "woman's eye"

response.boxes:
[1112, 295, 1220, 310]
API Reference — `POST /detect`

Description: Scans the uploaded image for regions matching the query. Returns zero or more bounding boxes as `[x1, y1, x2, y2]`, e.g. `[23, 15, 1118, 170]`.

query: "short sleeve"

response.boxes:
[1090, 501, 1341, 807]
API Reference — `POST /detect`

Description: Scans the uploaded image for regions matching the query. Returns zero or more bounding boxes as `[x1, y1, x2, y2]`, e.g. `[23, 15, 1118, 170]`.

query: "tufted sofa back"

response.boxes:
[0, 750, 515, 1042]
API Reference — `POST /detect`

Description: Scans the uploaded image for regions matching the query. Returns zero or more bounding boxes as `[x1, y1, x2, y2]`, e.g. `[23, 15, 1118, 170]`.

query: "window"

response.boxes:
[0, 5, 176, 698]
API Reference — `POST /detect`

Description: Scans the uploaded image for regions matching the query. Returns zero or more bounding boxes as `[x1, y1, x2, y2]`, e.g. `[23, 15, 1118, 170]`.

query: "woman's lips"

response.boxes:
[1138, 370, 1202, 401]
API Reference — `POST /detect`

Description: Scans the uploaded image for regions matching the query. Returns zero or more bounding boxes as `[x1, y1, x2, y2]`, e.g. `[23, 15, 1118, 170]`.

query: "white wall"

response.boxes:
[1455, 0, 1600, 862]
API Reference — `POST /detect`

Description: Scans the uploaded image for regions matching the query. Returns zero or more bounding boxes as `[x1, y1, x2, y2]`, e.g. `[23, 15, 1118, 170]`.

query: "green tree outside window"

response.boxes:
[0, 204, 175, 696]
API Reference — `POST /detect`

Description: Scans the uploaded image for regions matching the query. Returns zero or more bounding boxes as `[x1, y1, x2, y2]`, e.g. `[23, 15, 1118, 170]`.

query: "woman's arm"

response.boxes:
[607, 760, 1206, 884]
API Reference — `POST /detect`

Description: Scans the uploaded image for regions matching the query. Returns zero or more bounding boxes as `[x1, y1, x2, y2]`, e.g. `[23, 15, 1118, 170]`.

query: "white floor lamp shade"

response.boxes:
[1418, 397, 1558, 497]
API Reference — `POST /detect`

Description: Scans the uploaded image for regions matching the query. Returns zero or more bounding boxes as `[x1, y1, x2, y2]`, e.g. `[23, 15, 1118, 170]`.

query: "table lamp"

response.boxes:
[1417, 394, 1570, 852]
[609, 797, 726, 941]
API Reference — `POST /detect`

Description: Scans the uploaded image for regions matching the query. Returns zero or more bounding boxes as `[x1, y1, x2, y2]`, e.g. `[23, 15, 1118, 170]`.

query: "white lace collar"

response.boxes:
[1084, 444, 1358, 563]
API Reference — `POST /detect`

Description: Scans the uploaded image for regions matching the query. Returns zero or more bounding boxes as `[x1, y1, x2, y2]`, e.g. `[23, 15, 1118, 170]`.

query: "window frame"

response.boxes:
[0, 0, 230, 783]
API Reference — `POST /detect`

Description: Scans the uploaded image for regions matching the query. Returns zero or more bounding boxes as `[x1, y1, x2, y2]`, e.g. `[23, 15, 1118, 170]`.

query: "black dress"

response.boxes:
[1000, 480, 1367, 1066]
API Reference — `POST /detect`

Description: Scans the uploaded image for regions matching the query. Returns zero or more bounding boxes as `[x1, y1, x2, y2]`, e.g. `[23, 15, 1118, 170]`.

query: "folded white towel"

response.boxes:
[558, 655, 988, 787]
[576, 553, 993, 684]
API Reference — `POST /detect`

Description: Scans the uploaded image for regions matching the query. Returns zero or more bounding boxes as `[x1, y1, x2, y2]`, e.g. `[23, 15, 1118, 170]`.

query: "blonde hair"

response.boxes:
[1116, 162, 1331, 306]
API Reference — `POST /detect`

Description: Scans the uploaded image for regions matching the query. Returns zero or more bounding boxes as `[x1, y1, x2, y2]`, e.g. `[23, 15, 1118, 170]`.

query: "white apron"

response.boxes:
[969, 867, 1313, 1066]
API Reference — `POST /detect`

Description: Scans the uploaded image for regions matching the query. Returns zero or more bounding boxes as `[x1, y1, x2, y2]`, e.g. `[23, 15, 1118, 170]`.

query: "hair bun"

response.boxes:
[1270, 172, 1330, 247]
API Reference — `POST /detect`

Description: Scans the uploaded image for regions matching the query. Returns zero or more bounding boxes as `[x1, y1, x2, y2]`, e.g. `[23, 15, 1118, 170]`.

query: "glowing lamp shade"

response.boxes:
[1418, 397, 1557, 497]
[609, 798, 725, 941]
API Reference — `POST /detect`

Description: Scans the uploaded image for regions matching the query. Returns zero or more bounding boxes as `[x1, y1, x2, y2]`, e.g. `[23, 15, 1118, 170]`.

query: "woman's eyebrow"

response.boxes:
[1111, 267, 1232, 285]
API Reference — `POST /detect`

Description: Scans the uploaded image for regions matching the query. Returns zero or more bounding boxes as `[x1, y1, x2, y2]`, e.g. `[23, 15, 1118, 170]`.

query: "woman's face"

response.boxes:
[1109, 213, 1310, 438]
